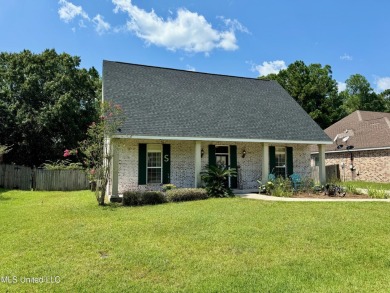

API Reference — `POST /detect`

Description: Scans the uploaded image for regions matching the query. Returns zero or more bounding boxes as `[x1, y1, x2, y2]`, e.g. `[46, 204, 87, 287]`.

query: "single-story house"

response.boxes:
[311, 110, 390, 182]
[103, 61, 332, 196]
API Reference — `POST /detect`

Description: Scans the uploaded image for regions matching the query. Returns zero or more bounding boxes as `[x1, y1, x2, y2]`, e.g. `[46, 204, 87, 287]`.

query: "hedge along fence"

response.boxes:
[0, 164, 89, 191]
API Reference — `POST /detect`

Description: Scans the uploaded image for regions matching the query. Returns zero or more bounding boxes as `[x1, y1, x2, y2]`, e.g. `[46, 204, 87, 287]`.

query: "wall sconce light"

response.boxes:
[201, 149, 204, 158]
[242, 149, 246, 158]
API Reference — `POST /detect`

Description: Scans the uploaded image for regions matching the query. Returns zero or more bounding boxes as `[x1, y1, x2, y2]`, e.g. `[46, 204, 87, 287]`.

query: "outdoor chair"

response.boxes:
[268, 173, 276, 181]
[289, 173, 301, 191]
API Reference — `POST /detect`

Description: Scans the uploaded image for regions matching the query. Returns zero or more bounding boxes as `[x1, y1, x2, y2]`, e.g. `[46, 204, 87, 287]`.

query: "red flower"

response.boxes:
[63, 149, 71, 157]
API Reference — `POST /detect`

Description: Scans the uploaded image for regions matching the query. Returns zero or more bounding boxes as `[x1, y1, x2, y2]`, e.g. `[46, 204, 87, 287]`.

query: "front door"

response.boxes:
[215, 146, 229, 187]
[216, 154, 228, 169]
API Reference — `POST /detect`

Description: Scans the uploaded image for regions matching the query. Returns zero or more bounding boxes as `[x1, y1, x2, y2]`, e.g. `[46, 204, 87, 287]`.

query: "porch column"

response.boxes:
[318, 144, 326, 184]
[111, 139, 119, 196]
[194, 141, 202, 187]
[262, 142, 269, 182]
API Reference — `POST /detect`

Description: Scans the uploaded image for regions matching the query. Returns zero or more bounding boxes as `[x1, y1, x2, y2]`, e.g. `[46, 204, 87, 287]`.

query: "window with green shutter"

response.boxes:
[230, 145, 237, 189]
[162, 144, 171, 184]
[139, 144, 171, 185]
[208, 145, 216, 167]
[138, 144, 147, 185]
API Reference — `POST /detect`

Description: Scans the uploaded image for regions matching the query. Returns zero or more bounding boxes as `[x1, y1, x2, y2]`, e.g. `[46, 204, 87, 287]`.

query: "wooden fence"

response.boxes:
[0, 164, 89, 191]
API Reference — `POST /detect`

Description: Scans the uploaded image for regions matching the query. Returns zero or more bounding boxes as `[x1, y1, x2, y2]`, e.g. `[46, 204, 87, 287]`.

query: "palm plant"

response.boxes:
[200, 164, 237, 197]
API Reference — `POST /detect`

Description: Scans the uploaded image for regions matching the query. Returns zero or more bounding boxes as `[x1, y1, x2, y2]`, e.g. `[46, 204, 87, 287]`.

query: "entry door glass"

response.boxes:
[215, 146, 229, 187]
[216, 155, 228, 169]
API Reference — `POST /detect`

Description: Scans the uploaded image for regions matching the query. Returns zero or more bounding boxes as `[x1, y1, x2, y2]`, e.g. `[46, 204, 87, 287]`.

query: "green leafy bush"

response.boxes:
[259, 176, 293, 197]
[142, 191, 167, 205]
[122, 191, 143, 206]
[200, 165, 237, 197]
[162, 184, 176, 192]
[343, 183, 361, 195]
[166, 188, 208, 202]
[367, 188, 388, 199]
[272, 177, 293, 197]
[122, 191, 167, 206]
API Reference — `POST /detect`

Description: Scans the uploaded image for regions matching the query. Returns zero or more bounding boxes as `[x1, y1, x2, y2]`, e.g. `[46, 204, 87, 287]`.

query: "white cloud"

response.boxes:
[112, 0, 243, 53]
[58, 0, 89, 23]
[337, 81, 347, 93]
[250, 60, 287, 76]
[217, 16, 249, 34]
[340, 53, 353, 61]
[375, 76, 390, 92]
[93, 14, 111, 35]
[58, 1, 112, 34]
[186, 65, 196, 72]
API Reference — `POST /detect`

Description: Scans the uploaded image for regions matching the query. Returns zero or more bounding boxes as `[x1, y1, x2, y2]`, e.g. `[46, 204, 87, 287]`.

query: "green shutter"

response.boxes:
[162, 144, 171, 184]
[286, 147, 294, 177]
[138, 144, 147, 185]
[230, 145, 237, 189]
[269, 146, 276, 174]
[208, 145, 216, 167]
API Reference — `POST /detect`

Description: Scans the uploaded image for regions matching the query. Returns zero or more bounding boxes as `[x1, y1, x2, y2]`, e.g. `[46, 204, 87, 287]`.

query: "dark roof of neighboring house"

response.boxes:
[312, 110, 390, 153]
[103, 60, 331, 143]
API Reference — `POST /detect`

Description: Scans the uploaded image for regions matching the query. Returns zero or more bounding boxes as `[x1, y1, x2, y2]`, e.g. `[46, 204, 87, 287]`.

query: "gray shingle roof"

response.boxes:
[103, 60, 331, 143]
[316, 110, 390, 152]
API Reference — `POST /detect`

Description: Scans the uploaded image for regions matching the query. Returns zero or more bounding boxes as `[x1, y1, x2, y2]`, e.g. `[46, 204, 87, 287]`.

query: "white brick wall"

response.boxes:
[110, 139, 313, 194]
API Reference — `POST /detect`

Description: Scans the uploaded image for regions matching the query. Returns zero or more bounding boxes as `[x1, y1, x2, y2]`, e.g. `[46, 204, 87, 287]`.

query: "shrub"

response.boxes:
[122, 190, 167, 206]
[162, 184, 176, 192]
[367, 188, 388, 199]
[271, 177, 293, 197]
[343, 183, 361, 195]
[122, 191, 143, 206]
[200, 165, 237, 197]
[142, 191, 167, 205]
[166, 188, 208, 202]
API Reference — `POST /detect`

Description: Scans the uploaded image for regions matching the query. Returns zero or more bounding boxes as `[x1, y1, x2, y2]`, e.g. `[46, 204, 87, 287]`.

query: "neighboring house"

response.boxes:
[103, 61, 331, 196]
[311, 110, 390, 182]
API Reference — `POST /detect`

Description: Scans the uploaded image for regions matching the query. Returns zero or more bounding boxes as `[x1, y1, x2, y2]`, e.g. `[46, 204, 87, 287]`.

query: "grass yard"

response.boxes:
[1, 189, 390, 292]
[340, 181, 390, 191]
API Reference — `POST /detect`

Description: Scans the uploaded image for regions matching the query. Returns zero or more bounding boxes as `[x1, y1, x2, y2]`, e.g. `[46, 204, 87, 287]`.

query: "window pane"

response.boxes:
[275, 147, 286, 167]
[148, 152, 161, 167]
[147, 168, 161, 183]
[275, 167, 286, 178]
[216, 146, 229, 154]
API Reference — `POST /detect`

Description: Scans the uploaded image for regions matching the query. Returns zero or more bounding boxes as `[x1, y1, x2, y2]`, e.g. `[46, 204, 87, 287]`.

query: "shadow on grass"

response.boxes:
[0, 188, 12, 201]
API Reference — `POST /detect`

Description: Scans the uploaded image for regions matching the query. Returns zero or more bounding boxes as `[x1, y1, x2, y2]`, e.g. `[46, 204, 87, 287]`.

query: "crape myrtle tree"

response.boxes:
[65, 101, 124, 206]
[0, 49, 100, 166]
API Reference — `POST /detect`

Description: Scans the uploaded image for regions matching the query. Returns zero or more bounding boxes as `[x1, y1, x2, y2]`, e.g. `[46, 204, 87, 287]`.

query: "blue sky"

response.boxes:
[1, 0, 390, 92]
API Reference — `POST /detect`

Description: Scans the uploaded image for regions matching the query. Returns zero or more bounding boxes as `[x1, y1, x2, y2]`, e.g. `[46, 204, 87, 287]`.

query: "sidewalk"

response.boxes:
[235, 190, 390, 202]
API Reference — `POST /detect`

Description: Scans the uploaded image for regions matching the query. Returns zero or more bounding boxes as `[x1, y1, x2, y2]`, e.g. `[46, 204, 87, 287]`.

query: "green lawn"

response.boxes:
[340, 181, 390, 190]
[1, 189, 390, 292]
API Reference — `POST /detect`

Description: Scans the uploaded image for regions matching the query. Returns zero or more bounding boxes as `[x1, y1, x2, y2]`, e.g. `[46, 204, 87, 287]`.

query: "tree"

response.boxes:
[341, 74, 386, 113]
[71, 101, 124, 206]
[0, 49, 100, 166]
[0, 145, 11, 163]
[379, 89, 390, 112]
[261, 61, 341, 129]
